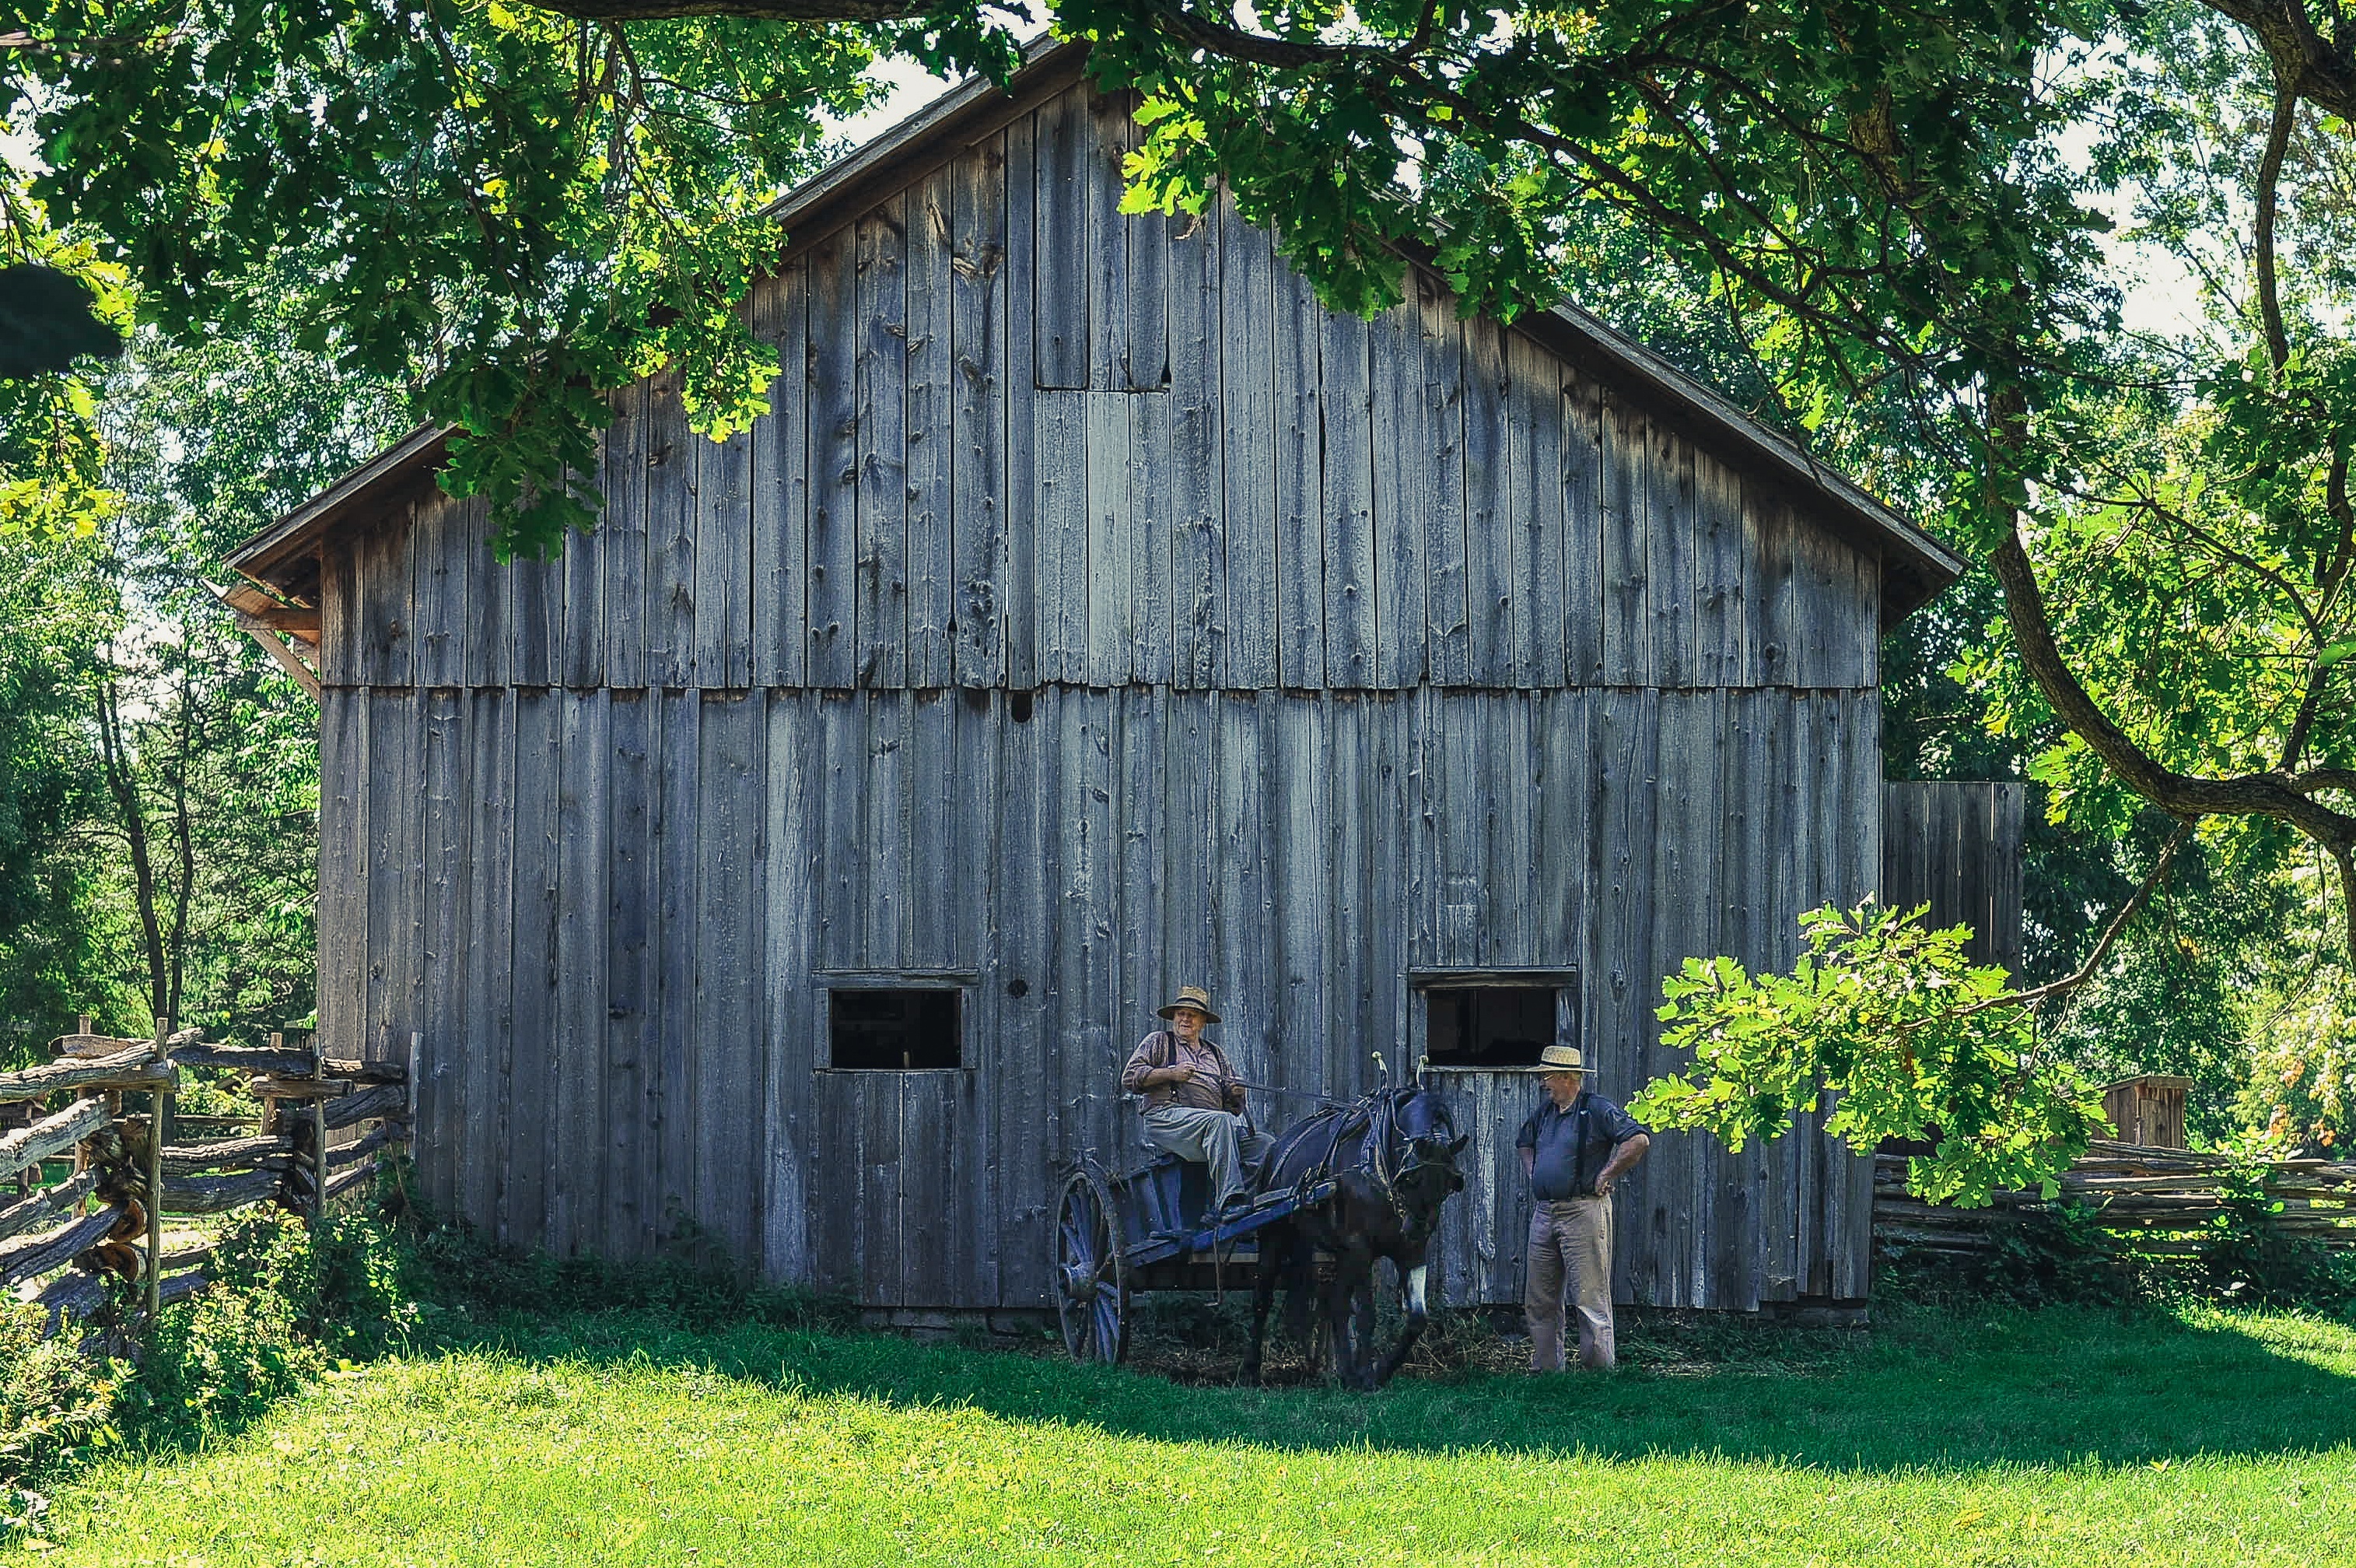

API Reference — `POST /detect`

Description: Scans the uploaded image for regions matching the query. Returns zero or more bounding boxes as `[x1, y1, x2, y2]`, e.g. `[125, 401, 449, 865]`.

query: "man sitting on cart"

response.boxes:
[1121, 985, 1271, 1223]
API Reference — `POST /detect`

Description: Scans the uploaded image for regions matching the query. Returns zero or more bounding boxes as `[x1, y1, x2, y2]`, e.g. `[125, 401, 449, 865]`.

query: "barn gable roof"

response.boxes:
[226, 37, 1964, 624]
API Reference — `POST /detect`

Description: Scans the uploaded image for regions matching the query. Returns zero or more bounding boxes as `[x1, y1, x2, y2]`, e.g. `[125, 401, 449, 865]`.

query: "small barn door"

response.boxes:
[809, 981, 988, 1309]
[1416, 972, 1580, 1307]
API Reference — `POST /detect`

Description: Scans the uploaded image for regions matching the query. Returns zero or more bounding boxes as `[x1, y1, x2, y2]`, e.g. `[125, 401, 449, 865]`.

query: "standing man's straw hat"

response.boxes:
[1524, 1043, 1584, 1073]
[1157, 985, 1221, 1024]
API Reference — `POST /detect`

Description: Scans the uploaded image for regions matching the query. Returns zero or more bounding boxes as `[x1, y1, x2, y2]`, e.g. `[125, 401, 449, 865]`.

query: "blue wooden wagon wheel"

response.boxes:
[1054, 1166, 1129, 1364]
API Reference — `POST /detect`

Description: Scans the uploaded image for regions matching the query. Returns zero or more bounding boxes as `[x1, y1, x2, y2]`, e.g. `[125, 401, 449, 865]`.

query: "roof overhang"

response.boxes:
[227, 35, 1963, 627]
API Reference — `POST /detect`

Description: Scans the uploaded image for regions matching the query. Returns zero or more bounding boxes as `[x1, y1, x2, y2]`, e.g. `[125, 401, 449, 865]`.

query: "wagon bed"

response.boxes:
[1053, 1154, 1336, 1363]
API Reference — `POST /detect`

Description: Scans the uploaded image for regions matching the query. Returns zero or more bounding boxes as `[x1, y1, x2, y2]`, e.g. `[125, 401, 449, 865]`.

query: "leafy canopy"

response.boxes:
[1630, 904, 2111, 1206]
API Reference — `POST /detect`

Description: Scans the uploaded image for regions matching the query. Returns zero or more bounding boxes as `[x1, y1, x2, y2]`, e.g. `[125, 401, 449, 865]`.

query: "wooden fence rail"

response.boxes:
[1875, 1139, 2356, 1261]
[3, 1021, 415, 1337]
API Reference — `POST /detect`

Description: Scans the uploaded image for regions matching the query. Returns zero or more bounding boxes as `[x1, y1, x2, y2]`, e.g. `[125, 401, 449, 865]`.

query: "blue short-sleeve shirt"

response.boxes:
[1516, 1090, 1647, 1199]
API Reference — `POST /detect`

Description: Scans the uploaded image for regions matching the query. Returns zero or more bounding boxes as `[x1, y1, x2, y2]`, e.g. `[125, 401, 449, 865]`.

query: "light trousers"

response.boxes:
[1525, 1195, 1616, 1370]
[1139, 1105, 1273, 1207]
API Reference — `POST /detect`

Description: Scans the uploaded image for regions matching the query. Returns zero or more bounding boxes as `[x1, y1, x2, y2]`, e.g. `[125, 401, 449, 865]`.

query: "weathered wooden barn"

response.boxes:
[227, 40, 1970, 1317]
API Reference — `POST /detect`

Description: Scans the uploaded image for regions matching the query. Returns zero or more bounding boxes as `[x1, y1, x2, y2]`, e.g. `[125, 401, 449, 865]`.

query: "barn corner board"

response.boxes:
[227, 40, 1980, 1315]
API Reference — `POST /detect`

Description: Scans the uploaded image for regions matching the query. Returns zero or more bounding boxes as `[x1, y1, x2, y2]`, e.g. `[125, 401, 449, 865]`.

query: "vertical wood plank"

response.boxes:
[1168, 205, 1224, 690]
[817, 695, 864, 970]
[603, 383, 649, 688]
[1418, 276, 1471, 687]
[906, 691, 957, 968]
[951, 138, 1010, 688]
[1033, 390, 1089, 683]
[563, 455, 605, 690]
[1647, 428, 1696, 689]
[364, 691, 420, 1093]
[503, 688, 559, 1250]
[856, 198, 908, 689]
[752, 269, 810, 689]
[1273, 264, 1324, 688]
[356, 517, 415, 688]
[761, 693, 821, 1283]
[418, 691, 467, 1220]
[1033, 88, 1090, 390]
[1322, 309, 1378, 690]
[1508, 332, 1566, 686]
[1601, 404, 1651, 685]
[320, 536, 362, 688]
[1084, 90, 1138, 392]
[807, 229, 860, 688]
[763, 266, 820, 687]
[1462, 316, 1511, 685]
[411, 492, 468, 689]
[862, 694, 906, 970]
[1593, 686, 1658, 1302]
[900, 1076, 954, 1304]
[1562, 371, 1607, 684]
[810, 1069, 859, 1293]
[551, 688, 609, 1255]
[509, 530, 564, 692]
[1215, 694, 1272, 1088]
[1744, 483, 1798, 688]
[1487, 694, 1536, 964]
[316, 690, 368, 1067]
[605, 690, 654, 1259]
[1370, 295, 1426, 689]
[1085, 390, 1134, 686]
[643, 369, 698, 689]
[1269, 696, 1330, 1101]
[694, 422, 754, 689]
[906, 169, 955, 689]
[464, 499, 509, 689]
[1003, 114, 1039, 688]
[950, 695, 1000, 1304]
[1129, 387, 1174, 686]
[696, 692, 766, 1265]
[1690, 451, 1748, 688]
[1217, 189, 1277, 690]
[1114, 688, 1164, 1170]
[653, 688, 701, 1244]
[993, 685, 1052, 1305]
[460, 690, 514, 1235]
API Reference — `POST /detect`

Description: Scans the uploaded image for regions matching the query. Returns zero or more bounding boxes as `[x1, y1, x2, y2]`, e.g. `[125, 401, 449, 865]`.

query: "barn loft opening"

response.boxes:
[1424, 985, 1563, 1069]
[829, 989, 962, 1069]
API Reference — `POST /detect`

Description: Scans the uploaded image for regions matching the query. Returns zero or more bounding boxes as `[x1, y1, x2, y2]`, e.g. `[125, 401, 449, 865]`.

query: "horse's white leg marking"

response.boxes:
[1406, 1264, 1428, 1317]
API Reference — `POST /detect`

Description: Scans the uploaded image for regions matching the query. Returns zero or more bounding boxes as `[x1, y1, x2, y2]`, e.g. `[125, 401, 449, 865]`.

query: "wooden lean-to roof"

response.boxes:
[226, 35, 1965, 625]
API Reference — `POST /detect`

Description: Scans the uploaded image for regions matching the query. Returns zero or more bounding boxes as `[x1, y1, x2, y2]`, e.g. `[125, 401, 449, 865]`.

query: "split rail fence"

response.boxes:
[1875, 1138, 2356, 1261]
[1, 1020, 414, 1335]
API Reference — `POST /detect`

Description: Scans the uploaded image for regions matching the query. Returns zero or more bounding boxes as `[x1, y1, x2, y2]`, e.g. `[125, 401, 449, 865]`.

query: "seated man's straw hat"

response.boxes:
[1157, 985, 1221, 1024]
[1525, 1043, 1584, 1073]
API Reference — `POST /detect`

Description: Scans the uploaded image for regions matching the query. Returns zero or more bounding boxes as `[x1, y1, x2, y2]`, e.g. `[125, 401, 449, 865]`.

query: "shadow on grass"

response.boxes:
[438, 1297, 2356, 1472]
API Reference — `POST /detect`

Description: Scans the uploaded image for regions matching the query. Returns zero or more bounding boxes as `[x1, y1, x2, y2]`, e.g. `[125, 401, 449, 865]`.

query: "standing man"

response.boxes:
[1517, 1042, 1650, 1371]
[1121, 986, 1271, 1221]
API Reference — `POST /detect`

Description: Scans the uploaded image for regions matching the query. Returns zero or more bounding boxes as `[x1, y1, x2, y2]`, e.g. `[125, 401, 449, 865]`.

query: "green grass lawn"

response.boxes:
[23, 1301, 2356, 1566]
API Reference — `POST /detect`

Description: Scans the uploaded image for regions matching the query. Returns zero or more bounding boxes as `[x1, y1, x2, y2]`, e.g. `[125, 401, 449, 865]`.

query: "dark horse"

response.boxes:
[1239, 1081, 1468, 1390]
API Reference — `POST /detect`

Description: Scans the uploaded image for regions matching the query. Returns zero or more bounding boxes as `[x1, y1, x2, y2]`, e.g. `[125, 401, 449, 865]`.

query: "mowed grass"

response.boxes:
[26, 1302, 2356, 1566]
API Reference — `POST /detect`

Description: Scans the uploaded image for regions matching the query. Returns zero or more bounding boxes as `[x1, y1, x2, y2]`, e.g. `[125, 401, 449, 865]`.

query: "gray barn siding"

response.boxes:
[320, 84, 1878, 702]
[306, 77, 1903, 1312]
[320, 684, 1882, 1311]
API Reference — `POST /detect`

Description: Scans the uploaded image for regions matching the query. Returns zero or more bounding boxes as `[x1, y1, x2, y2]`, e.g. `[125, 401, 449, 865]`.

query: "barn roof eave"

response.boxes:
[1518, 299, 1967, 625]
[223, 422, 450, 598]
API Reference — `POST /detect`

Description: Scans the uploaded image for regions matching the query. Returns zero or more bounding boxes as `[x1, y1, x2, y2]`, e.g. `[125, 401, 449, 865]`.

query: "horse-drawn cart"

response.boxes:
[1051, 1153, 1335, 1365]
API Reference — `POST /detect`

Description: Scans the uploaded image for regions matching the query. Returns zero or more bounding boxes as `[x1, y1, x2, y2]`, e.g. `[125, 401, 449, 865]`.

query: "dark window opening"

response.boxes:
[1425, 985, 1562, 1069]
[829, 989, 962, 1069]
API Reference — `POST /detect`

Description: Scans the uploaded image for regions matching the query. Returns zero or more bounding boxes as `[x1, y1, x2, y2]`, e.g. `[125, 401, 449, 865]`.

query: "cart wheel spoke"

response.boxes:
[1053, 1166, 1129, 1366]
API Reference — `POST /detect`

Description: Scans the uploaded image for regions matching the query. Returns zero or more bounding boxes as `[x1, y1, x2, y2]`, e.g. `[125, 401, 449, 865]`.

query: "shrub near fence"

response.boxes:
[1875, 1138, 2356, 1293]
[0, 1021, 413, 1337]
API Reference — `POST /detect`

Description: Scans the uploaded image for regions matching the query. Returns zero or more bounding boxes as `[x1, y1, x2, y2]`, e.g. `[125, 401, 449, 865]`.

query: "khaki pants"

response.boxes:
[1140, 1105, 1273, 1208]
[1525, 1195, 1615, 1370]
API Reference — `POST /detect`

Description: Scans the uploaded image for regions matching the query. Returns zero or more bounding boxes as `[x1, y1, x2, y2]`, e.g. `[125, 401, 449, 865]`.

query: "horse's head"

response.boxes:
[1392, 1085, 1469, 1197]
